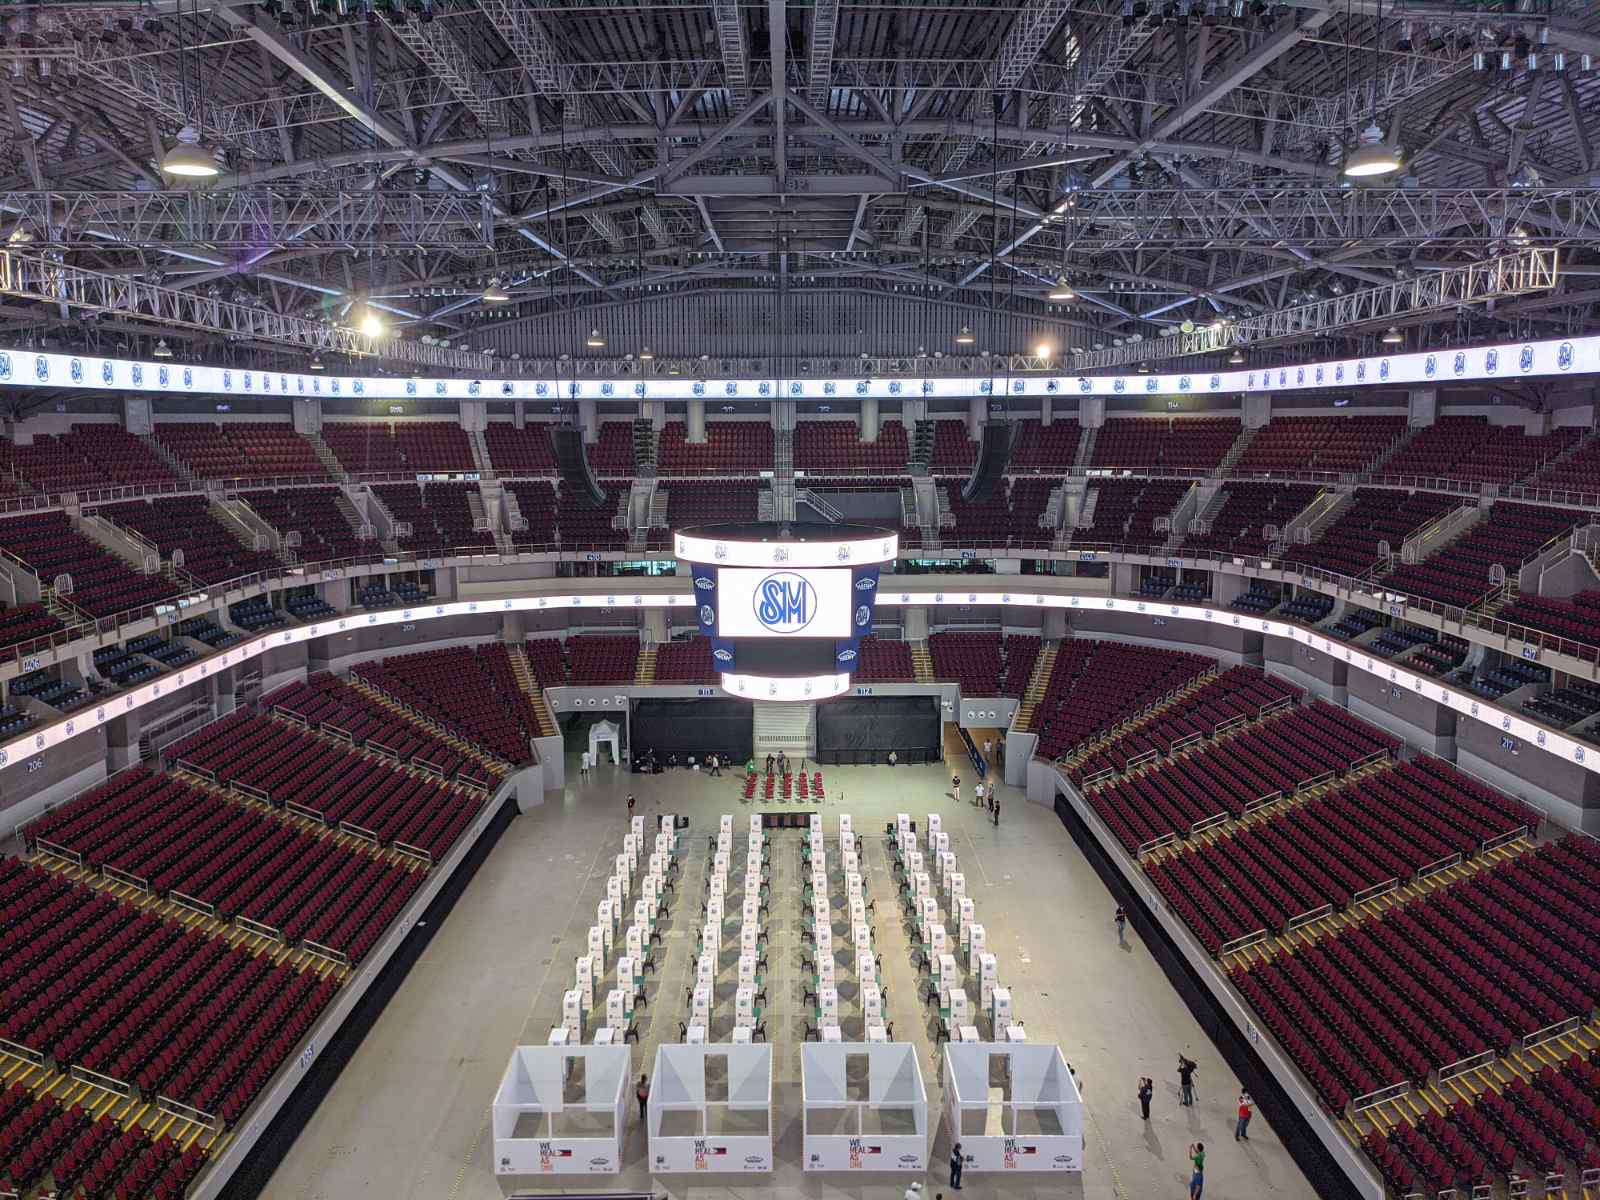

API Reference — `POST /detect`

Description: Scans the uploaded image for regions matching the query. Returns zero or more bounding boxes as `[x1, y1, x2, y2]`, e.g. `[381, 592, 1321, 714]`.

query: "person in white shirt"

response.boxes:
[974, 781, 985, 808]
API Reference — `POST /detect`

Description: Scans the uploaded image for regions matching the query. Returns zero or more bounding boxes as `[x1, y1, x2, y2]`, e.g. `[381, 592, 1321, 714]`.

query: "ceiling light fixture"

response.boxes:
[585, 328, 606, 348]
[152, 338, 172, 358]
[310, 352, 325, 371]
[638, 346, 654, 360]
[1228, 348, 1245, 364]
[1381, 325, 1405, 344]
[1342, 123, 1404, 177]
[955, 325, 975, 346]
[1047, 277, 1077, 302]
[161, 125, 219, 177]
[481, 277, 510, 303]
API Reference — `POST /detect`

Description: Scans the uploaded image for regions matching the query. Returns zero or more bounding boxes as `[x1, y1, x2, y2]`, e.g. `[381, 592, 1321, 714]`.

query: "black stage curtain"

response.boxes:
[815, 696, 940, 765]
[633, 698, 753, 763]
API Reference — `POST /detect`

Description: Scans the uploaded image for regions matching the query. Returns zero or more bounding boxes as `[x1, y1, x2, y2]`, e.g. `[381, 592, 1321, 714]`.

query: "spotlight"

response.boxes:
[357, 306, 387, 338]
[1381, 325, 1404, 345]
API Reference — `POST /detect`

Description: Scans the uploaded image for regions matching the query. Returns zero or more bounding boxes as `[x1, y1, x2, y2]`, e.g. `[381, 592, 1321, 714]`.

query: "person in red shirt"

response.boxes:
[1235, 1092, 1253, 1140]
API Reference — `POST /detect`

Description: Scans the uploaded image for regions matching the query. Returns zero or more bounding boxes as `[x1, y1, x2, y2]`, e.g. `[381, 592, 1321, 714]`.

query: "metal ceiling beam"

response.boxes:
[210, 4, 610, 297]
[807, 0, 840, 106]
[378, 13, 502, 128]
[712, 0, 751, 106]
[995, 0, 1074, 91]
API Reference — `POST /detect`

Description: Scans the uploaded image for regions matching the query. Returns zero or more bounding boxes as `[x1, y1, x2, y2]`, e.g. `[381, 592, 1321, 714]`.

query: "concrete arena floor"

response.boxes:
[260, 757, 1319, 1200]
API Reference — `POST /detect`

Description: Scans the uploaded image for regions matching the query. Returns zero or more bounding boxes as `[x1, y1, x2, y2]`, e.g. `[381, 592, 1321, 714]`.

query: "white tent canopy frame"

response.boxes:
[801, 1041, 929, 1171]
[647, 1042, 774, 1173]
[589, 719, 622, 766]
[491, 1043, 630, 1176]
[940, 1042, 1083, 1173]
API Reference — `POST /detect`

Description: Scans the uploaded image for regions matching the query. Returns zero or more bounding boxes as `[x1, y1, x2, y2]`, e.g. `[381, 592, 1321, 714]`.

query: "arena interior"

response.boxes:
[2, 3, 1600, 1200]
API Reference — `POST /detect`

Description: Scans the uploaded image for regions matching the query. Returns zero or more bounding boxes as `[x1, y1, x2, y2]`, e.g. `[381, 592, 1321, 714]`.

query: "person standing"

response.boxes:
[636, 1074, 650, 1122]
[903, 1181, 924, 1200]
[1137, 1076, 1153, 1120]
[948, 1142, 964, 1190]
[1115, 905, 1127, 945]
[580, 750, 590, 779]
[708, 754, 722, 777]
[1235, 1092, 1253, 1141]
[888, 749, 898, 767]
[1178, 1055, 1198, 1107]
[627, 794, 636, 821]
[973, 780, 984, 809]
[1188, 1142, 1206, 1200]
[991, 794, 1000, 827]
[766, 753, 775, 774]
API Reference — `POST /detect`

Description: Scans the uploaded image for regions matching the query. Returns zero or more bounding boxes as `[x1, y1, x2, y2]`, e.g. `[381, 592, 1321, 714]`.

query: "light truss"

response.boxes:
[0, 251, 495, 371]
[1069, 248, 1558, 372]
[0, 189, 495, 250]
[379, 13, 503, 127]
[1045, 187, 1600, 249]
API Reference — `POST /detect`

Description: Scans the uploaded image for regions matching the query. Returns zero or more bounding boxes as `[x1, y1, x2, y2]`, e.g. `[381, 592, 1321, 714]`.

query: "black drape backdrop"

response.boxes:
[633, 698, 753, 762]
[815, 696, 941, 765]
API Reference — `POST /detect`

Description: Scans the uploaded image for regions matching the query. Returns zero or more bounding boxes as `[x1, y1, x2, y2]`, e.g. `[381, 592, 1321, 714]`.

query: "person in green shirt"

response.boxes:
[1189, 1142, 1205, 1200]
[746, 758, 757, 775]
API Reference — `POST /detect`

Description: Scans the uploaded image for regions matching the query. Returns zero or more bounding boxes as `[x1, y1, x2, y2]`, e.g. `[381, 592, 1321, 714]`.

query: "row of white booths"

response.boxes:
[492, 811, 1083, 1179]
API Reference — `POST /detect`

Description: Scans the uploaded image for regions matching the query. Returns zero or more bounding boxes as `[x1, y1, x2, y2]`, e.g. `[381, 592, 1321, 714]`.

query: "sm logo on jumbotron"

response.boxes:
[755, 572, 817, 633]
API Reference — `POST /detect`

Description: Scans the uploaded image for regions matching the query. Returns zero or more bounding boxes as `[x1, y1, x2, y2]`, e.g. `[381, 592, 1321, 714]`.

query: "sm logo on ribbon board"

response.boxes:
[716, 567, 853, 638]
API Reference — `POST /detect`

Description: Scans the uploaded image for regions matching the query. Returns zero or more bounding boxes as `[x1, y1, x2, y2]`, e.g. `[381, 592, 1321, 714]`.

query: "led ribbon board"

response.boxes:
[5, 333, 1597, 403]
[5, 586, 1597, 782]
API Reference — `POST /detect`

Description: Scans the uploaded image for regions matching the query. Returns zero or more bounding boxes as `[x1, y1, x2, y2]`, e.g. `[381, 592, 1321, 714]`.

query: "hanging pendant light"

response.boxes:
[585, 328, 606, 348]
[1381, 325, 1404, 344]
[1047, 277, 1077, 302]
[955, 325, 976, 346]
[153, 338, 173, 358]
[162, 125, 219, 177]
[310, 352, 325, 370]
[638, 346, 655, 360]
[1343, 123, 1403, 178]
[1227, 348, 1245, 364]
[481, 277, 510, 303]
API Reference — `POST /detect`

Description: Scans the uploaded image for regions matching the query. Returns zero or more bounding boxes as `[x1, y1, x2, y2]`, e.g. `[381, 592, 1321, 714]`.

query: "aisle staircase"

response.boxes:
[753, 701, 815, 758]
[1073, 425, 1098, 469]
[1013, 640, 1058, 731]
[634, 645, 657, 686]
[910, 640, 934, 684]
[141, 433, 202, 489]
[307, 431, 346, 480]
[1219, 425, 1256, 472]
[1358, 424, 1418, 480]
[506, 645, 560, 737]
[467, 428, 493, 475]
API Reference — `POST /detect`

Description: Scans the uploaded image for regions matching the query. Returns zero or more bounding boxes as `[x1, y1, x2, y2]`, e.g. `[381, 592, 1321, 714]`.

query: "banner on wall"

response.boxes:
[833, 564, 882, 670]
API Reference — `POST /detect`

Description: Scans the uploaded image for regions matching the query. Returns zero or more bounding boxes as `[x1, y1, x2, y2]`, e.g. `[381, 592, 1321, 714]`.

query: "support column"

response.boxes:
[1079, 396, 1106, 429]
[1242, 394, 1271, 429]
[213, 664, 237, 716]
[580, 397, 598, 443]
[106, 712, 140, 771]
[1407, 388, 1437, 428]
[1040, 396, 1054, 427]
[967, 395, 986, 441]
[458, 399, 487, 432]
[292, 397, 321, 435]
[643, 609, 667, 644]
[123, 396, 153, 436]
[503, 610, 526, 642]
[1042, 608, 1068, 640]
[687, 398, 707, 443]
[904, 605, 930, 640]
[513, 400, 526, 430]
[859, 395, 880, 442]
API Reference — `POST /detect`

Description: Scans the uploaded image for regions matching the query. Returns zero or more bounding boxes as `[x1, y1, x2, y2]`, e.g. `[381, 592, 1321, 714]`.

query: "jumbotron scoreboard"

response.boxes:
[673, 522, 899, 701]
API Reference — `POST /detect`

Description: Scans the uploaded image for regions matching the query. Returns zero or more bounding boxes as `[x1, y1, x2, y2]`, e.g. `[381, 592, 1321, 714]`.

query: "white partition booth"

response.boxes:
[492, 1044, 630, 1176]
[647, 1042, 773, 1173]
[941, 1042, 1083, 1173]
[801, 1042, 929, 1172]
